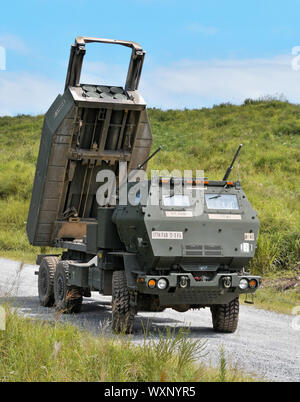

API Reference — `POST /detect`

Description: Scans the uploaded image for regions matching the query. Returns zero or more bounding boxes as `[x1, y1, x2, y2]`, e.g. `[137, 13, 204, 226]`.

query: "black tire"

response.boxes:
[54, 261, 83, 314]
[38, 256, 59, 307]
[112, 271, 135, 334]
[210, 297, 239, 333]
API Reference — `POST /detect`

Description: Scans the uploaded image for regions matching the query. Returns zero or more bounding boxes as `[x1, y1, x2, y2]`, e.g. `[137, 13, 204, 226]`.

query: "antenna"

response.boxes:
[223, 144, 243, 181]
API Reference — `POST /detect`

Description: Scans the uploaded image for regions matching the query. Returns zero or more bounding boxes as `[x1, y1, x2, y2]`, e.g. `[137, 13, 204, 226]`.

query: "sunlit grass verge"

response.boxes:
[240, 288, 300, 315]
[240, 267, 300, 314]
[248, 288, 300, 315]
[0, 308, 256, 382]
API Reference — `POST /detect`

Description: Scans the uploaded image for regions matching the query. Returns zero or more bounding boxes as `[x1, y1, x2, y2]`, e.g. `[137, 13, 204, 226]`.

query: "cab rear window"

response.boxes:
[205, 194, 239, 210]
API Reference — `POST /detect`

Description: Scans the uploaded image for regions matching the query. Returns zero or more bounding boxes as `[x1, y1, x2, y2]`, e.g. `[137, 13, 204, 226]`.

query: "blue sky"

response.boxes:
[1, 0, 300, 114]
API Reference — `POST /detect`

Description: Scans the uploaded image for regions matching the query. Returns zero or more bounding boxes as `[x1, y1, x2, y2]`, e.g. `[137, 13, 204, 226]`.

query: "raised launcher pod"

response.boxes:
[27, 37, 153, 246]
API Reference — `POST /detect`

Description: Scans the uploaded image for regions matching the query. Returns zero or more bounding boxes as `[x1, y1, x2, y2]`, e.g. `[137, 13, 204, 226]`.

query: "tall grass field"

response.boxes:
[0, 308, 256, 382]
[0, 98, 299, 276]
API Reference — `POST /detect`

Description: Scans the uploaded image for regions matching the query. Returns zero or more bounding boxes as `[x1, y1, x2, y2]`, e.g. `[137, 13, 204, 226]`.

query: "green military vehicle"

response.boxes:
[27, 37, 261, 334]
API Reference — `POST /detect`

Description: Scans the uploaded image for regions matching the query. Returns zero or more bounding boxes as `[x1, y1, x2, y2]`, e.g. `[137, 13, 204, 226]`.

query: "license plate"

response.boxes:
[152, 231, 183, 240]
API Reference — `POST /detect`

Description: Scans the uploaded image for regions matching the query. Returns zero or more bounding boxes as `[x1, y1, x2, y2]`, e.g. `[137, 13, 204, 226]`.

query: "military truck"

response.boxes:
[27, 37, 261, 334]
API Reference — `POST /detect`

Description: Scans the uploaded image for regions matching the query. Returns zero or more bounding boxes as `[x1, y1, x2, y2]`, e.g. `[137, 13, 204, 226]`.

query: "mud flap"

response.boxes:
[123, 254, 140, 288]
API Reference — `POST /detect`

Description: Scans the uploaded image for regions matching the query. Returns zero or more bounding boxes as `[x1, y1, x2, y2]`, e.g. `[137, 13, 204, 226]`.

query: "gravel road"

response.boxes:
[0, 257, 299, 382]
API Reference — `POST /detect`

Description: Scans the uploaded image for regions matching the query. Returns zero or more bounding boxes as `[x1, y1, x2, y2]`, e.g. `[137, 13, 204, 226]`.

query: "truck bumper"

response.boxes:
[136, 272, 262, 306]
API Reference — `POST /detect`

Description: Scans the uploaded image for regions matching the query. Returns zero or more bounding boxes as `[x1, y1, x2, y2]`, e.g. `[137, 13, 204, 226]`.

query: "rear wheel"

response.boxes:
[112, 271, 135, 334]
[210, 297, 239, 333]
[54, 261, 83, 314]
[38, 256, 59, 307]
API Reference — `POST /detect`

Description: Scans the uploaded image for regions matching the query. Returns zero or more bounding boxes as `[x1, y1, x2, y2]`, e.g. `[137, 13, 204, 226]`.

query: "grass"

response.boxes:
[249, 287, 300, 315]
[0, 99, 299, 310]
[241, 268, 300, 315]
[0, 308, 256, 382]
[0, 115, 59, 264]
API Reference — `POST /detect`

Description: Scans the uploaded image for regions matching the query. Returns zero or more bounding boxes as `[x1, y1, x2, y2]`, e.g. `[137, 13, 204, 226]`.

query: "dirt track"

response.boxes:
[0, 257, 299, 382]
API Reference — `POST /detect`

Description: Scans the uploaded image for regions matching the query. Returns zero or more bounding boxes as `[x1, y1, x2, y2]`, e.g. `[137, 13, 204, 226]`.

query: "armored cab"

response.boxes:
[27, 37, 152, 247]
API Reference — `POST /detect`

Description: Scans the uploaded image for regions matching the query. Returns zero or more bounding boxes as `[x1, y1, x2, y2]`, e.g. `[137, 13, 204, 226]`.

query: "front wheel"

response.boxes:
[112, 271, 135, 334]
[210, 297, 239, 333]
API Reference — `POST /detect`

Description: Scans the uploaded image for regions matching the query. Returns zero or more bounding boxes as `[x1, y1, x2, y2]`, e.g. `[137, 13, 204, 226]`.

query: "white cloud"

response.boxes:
[81, 61, 126, 87]
[1, 53, 300, 115]
[0, 34, 29, 54]
[0, 59, 127, 116]
[0, 72, 61, 116]
[140, 54, 300, 109]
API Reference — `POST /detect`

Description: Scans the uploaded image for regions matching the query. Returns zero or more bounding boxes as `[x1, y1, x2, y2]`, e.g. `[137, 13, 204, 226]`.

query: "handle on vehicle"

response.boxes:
[64, 36, 145, 92]
[75, 36, 143, 52]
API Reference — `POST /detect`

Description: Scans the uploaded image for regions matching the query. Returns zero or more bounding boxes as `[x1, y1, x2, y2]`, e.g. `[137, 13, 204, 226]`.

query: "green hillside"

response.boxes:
[0, 99, 299, 279]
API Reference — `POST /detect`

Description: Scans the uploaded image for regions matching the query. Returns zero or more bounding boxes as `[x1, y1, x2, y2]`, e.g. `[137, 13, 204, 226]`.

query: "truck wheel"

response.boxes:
[210, 297, 239, 333]
[54, 261, 83, 314]
[38, 256, 59, 307]
[112, 271, 135, 334]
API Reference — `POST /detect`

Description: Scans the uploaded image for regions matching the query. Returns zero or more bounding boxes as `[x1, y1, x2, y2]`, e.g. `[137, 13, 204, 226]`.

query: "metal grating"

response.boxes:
[184, 245, 222, 257]
[185, 245, 203, 256]
[204, 245, 222, 256]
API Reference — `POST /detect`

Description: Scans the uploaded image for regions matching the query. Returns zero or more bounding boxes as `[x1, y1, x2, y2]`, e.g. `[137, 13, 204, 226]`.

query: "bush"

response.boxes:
[273, 123, 300, 136]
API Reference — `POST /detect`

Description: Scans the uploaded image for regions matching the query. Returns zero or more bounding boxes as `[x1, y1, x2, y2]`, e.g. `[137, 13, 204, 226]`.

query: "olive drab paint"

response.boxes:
[27, 37, 152, 246]
[28, 37, 261, 333]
